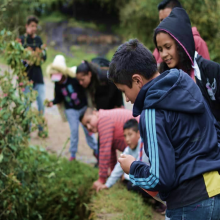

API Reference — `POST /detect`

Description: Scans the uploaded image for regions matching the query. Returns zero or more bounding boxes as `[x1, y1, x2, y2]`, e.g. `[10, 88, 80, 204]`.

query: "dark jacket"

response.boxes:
[87, 63, 123, 110]
[53, 77, 87, 110]
[130, 69, 220, 208]
[154, 8, 220, 122]
[20, 35, 46, 84]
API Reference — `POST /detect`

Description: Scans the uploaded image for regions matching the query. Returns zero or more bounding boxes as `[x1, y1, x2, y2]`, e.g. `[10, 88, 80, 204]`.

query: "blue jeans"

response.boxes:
[33, 83, 45, 115]
[24, 83, 45, 131]
[65, 106, 98, 158]
[166, 194, 220, 220]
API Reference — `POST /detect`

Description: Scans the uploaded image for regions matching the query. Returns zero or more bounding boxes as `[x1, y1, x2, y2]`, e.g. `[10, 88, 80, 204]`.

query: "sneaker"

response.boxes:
[69, 156, 76, 161]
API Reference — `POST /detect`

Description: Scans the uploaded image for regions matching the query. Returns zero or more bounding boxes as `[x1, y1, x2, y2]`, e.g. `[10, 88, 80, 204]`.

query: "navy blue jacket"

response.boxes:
[130, 69, 220, 196]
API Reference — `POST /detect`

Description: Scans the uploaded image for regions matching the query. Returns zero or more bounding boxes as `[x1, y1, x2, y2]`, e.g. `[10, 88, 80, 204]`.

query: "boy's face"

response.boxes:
[123, 128, 140, 150]
[26, 22, 37, 36]
[115, 81, 141, 104]
[81, 111, 98, 133]
[159, 8, 172, 22]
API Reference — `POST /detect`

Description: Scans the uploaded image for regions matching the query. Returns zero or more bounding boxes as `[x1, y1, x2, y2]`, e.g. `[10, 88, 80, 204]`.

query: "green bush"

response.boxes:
[0, 146, 98, 220]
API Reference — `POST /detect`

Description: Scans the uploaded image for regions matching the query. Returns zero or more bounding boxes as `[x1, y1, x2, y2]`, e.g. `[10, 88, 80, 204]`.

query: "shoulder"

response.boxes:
[19, 35, 25, 39]
[123, 146, 130, 154]
[197, 55, 220, 75]
[35, 35, 43, 43]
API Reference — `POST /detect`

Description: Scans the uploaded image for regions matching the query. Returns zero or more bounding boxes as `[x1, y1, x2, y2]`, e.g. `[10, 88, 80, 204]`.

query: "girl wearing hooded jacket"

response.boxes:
[154, 7, 220, 124]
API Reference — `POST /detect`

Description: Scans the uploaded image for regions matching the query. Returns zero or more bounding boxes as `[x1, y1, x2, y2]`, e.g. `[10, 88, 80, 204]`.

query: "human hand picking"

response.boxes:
[47, 101, 53, 107]
[96, 184, 108, 192]
[118, 154, 135, 174]
[92, 180, 103, 191]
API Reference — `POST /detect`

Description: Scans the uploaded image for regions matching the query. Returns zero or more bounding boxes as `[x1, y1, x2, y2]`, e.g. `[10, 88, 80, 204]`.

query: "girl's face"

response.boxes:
[156, 32, 180, 69]
[76, 71, 92, 88]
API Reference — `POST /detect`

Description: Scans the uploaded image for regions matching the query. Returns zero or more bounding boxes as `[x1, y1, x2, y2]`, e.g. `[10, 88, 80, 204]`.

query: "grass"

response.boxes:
[89, 182, 152, 220]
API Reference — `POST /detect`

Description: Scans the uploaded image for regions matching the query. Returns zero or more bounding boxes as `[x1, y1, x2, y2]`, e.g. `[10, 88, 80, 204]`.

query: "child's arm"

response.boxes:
[38, 37, 47, 62]
[52, 84, 63, 105]
[128, 109, 176, 192]
[104, 147, 130, 188]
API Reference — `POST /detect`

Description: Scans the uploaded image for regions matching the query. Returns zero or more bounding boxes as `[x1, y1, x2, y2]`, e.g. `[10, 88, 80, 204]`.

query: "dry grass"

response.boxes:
[89, 183, 153, 220]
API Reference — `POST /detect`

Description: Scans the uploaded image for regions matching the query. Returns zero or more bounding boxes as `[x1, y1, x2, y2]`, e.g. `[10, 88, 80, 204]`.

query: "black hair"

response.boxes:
[108, 39, 157, 88]
[158, 0, 182, 11]
[79, 107, 93, 122]
[154, 30, 191, 75]
[26, 15, 39, 25]
[123, 119, 139, 132]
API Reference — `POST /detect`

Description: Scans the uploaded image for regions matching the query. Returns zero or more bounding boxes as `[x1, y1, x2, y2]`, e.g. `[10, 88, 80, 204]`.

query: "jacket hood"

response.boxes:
[154, 8, 195, 65]
[133, 69, 205, 117]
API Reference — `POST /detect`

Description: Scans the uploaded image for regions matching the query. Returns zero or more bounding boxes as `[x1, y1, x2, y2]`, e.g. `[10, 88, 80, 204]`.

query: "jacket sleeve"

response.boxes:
[98, 117, 115, 183]
[105, 147, 130, 188]
[129, 109, 176, 192]
[38, 36, 47, 62]
[52, 84, 63, 105]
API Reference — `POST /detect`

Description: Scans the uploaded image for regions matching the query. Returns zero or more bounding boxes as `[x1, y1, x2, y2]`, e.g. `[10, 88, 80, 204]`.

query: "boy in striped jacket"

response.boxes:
[80, 108, 138, 190]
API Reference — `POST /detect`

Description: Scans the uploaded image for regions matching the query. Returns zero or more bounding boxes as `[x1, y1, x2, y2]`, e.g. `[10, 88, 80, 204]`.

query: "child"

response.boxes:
[96, 119, 149, 191]
[76, 61, 123, 110]
[46, 55, 98, 161]
[20, 15, 47, 136]
[80, 108, 138, 190]
[153, 0, 210, 65]
[108, 39, 220, 219]
[153, 7, 220, 123]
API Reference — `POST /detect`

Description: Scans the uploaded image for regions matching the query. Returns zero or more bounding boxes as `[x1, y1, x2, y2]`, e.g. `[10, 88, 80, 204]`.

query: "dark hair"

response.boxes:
[79, 107, 93, 122]
[154, 30, 191, 75]
[76, 61, 102, 106]
[123, 119, 139, 132]
[26, 15, 39, 25]
[108, 39, 157, 88]
[158, 0, 182, 11]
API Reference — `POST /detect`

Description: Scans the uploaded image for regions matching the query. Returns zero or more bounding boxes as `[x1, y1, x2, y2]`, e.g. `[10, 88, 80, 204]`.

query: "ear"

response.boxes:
[132, 74, 144, 88]
[88, 71, 92, 77]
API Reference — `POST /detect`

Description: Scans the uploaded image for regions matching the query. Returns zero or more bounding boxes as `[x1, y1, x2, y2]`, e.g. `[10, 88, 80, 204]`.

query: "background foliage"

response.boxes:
[1, 0, 220, 62]
[0, 11, 97, 219]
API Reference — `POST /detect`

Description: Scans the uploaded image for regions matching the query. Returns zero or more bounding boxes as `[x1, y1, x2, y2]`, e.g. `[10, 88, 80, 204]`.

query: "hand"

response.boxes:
[47, 102, 53, 107]
[92, 180, 103, 191]
[118, 154, 135, 174]
[96, 184, 108, 192]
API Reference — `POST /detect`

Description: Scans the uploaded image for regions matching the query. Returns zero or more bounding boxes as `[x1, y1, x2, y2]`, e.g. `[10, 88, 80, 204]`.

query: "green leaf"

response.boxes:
[0, 153, 3, 163]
